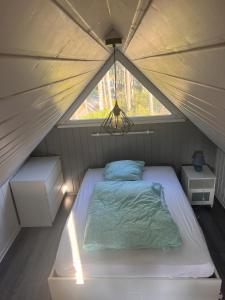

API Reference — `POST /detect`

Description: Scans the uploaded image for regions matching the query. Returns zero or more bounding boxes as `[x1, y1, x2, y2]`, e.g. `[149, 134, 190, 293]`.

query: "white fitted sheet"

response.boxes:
[54, 167, 215, 278]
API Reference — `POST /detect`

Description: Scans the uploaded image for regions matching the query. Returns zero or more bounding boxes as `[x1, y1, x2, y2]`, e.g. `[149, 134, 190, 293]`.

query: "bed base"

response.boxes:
[48, 270, 221, 300]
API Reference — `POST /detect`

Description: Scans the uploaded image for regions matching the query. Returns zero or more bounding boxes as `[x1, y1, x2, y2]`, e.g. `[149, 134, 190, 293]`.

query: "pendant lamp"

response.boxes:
[101, 42, 134, 135]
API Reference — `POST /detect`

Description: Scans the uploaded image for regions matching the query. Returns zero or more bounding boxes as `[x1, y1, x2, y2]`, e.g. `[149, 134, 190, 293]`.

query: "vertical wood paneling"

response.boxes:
[33, 121, 216, 194]
[0, 181, 20, 262]
[215, 148, 225, 208]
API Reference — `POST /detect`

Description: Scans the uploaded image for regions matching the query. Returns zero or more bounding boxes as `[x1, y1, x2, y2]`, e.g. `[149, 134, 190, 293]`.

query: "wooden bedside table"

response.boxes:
[181, 165, 216, 207]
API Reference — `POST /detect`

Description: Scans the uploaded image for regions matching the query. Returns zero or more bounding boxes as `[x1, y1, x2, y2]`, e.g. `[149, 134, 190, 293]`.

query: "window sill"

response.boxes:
[57, 115, 185, 128]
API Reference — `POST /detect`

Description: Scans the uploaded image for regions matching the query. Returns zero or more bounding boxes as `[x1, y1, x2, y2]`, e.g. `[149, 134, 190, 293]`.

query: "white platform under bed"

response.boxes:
[49, 166, 221, 300]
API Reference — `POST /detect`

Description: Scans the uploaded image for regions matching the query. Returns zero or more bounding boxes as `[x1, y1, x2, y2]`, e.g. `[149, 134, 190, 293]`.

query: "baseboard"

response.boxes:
[0, 226, 21, 263]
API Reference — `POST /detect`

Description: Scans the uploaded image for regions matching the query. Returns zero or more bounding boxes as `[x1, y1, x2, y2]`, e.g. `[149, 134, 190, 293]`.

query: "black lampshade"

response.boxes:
[101, 44, 134, 135]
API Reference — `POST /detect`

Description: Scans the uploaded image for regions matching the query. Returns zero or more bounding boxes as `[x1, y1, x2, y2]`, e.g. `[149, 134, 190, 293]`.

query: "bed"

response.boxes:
[48, 166, 221, 300]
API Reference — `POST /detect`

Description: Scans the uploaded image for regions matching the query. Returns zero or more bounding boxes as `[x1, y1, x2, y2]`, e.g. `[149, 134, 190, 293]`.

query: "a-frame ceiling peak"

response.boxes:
[58, 49, 185, 127]
[1, 0, 225, 185]
[53, 0, 151, 49]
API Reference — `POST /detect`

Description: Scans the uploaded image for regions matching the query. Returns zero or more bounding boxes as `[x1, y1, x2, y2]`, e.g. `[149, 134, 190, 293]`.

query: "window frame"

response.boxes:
[58, 115, 185, 128]
[57, 50, 185, 128]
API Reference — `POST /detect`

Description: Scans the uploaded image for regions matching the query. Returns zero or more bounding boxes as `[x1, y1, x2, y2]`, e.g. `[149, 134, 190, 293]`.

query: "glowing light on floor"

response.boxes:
[67, 214, 84, 285]
[62, 184, 68, 194]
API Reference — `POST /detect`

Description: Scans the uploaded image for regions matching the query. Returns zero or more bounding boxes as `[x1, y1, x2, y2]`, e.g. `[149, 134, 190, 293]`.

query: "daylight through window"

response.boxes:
[70, 61, 171, 121]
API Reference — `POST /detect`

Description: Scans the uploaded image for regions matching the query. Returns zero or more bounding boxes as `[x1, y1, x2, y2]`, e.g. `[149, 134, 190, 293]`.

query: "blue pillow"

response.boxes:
[104, 160, 145, 181]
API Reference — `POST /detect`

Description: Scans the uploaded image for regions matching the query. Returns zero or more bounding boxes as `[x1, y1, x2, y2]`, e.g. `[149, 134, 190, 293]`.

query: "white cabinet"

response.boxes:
[181, 165, 216, 207]
[10, 157, 65, 227]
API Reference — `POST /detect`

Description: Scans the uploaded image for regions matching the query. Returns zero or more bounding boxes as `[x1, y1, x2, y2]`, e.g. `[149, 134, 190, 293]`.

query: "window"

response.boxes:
[70, 61, 171, 121]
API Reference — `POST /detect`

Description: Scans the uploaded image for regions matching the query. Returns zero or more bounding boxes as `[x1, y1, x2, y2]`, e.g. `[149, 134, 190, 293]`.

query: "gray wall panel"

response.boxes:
[0, 181, 20, 262]
[33, 121, 216, 194]
[215, 148, 225, 208]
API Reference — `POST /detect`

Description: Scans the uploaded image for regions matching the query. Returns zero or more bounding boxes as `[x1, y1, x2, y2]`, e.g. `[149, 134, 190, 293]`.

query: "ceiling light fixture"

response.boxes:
[101, 37, 134, 135]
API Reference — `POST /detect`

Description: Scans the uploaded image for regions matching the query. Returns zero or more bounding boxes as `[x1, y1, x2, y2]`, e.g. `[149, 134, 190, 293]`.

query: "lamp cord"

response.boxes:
[113, 44, 117, 105]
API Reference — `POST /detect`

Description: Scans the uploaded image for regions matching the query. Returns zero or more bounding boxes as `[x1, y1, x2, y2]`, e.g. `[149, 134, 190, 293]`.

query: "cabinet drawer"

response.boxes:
[46, 159, 62, 193]
[191, 192, 210, 202]
[189, 179, 215, 189]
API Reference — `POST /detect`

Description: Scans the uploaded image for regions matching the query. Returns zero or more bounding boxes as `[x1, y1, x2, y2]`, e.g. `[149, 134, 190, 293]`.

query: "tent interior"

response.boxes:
[0, 0, 225, 299]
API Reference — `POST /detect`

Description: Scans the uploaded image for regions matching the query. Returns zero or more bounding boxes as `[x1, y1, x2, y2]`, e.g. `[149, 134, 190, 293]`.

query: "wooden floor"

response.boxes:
[194, 201, 225, 280]
[0, 195, 74, 300]
[0, 196, 225, 300]
[194, 200, 225, 299]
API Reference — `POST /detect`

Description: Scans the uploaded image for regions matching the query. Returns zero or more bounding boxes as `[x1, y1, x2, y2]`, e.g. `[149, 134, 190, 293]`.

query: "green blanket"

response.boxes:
[83, 181, 182, 251]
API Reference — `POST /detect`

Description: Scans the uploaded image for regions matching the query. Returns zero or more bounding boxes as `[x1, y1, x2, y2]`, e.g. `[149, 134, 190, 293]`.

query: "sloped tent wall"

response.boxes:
[0, 0, 109, 185]
[0, 0, 225, 260]
[0, 0, 109, 260]
[124, 0, 225, 208]
[52, 0, 225, 207]
[125, 0, 225, 151]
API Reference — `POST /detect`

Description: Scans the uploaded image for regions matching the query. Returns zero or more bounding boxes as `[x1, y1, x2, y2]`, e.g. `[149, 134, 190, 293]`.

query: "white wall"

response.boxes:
[0, 0, 109, 185]
[0, 181, 20, 262]
[126, 0, 225, 153]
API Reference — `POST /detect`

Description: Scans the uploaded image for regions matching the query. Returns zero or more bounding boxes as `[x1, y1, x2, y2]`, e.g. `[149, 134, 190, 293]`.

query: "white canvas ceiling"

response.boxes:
[0, 0, 225, 184]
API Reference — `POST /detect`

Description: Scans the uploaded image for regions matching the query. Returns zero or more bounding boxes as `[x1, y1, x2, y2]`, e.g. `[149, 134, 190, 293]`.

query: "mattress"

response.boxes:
[54, 166, 215, 278]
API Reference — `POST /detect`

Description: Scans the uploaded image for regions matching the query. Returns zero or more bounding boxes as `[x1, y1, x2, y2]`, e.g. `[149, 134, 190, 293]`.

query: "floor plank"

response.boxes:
[0, 196, 224, 300]
[194, 200, 225, 280]
[0, 195, 74, 300]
